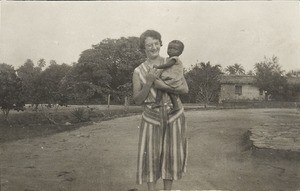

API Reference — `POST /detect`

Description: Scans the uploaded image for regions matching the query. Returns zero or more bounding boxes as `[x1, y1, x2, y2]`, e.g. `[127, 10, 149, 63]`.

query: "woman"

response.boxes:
[133, 30, 188, 191]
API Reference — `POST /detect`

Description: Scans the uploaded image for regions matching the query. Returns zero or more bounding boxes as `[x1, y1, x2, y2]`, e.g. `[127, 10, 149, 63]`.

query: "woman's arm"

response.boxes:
[154, 77, 189, 95]
[132, 69, 157, 105]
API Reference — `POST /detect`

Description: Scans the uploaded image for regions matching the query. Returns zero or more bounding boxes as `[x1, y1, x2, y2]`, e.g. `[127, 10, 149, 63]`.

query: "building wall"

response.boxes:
[219, 84, 265, 102]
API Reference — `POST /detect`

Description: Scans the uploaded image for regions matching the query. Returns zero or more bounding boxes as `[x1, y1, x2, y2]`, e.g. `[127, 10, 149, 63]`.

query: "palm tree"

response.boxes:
[184, 61, 223, 107]
[225, 63, 245, 75]
[224, 65, 236, 75]
[37, 58, 46, 68]
[233, 63, 245, 75]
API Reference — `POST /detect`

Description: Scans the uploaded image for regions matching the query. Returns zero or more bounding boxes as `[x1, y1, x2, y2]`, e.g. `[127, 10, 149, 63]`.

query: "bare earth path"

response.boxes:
[1, 108, 300, 191]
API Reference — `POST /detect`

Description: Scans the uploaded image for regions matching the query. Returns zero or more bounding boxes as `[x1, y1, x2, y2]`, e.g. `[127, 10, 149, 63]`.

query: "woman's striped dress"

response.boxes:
[135, 60, 188, 184]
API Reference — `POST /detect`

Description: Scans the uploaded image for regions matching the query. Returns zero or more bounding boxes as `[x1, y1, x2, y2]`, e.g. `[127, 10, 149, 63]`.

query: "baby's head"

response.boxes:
[167, 40, 184, 57]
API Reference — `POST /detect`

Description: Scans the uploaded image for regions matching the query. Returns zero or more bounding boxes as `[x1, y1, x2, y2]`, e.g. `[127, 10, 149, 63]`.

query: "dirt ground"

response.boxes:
[0, 108, 300, 191]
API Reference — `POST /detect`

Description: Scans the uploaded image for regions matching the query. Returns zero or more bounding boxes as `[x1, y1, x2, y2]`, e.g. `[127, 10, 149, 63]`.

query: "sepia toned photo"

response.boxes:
[0, 1, 300, 191]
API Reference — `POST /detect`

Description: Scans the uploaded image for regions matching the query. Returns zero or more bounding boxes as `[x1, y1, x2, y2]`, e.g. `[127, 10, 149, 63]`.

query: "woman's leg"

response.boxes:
[163, 179, 173, 190]
[147, 181, 157, 191]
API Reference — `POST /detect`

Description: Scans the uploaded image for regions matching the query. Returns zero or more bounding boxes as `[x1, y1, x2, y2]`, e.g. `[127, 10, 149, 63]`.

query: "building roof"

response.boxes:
[220, 75, 300, 85]
[220, 75, 255, 84]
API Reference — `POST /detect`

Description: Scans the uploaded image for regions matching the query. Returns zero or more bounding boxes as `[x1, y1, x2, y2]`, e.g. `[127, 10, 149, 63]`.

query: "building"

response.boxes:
[219, 75, 300, 103]
[219, 75, 265, 103]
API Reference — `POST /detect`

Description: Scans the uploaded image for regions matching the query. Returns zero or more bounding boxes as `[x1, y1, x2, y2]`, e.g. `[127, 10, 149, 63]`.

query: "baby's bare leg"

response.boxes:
[168, 93, 179, 110]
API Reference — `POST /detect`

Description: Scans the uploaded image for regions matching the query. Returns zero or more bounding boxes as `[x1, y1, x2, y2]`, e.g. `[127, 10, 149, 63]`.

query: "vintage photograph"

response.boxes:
[1, 1, 300, 191]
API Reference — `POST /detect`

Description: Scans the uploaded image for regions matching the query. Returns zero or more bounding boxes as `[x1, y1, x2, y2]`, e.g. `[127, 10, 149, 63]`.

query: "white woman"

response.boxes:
[132, 29, 188, 191]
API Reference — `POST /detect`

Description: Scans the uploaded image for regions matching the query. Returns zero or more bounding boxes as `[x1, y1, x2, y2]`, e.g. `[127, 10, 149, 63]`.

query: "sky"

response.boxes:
[1, 1, 300, 73]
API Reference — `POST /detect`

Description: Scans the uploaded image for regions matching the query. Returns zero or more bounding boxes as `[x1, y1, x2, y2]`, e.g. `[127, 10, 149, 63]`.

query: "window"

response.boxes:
[235, 85, 242, 95]
[259, 89, 264, 95]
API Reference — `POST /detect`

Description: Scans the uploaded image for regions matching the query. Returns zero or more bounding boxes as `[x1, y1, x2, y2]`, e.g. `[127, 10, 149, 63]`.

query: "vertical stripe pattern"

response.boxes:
[135, 61, 188, 184]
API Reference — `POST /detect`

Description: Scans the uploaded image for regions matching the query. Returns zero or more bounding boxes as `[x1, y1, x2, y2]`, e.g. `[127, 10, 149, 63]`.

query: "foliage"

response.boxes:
[17, 60, 71, 124]
[254, 56, 287, 101]
[71, 107, 90, 122]
[286, 70, 300, 77]
[283, 83, 300, 102]
[117, 82, 133, 105]
[247, 70, 254, 76]
[284, 70, 300, 101]
[37, 58, 46, 68]
[59, 65, 112, 104]
[0, 63, 25, 120]
[225, 63, 245, 75]
[17, 59, 71, 107]
[61, 37, 146, 104]
[182, 61, 223, 105]
[17, 59, 44, 106]
[38, 63, 72, 106]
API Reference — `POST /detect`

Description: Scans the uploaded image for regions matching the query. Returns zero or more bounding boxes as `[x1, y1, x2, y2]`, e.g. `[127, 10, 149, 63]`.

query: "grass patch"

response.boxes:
[0, 105, 143, 143]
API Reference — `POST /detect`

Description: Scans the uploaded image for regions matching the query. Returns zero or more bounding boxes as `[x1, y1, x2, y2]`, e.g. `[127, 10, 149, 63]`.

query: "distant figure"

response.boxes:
[151, 40, 185, 115]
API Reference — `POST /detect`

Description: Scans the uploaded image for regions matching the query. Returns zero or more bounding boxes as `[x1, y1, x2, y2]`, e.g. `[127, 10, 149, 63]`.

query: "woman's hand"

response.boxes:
[145, 68, 158, 85]
[132, 69, 158, 105]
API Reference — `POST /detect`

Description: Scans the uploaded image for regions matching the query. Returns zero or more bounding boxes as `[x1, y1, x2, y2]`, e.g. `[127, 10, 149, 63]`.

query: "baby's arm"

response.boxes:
[153, 58, 176, 69]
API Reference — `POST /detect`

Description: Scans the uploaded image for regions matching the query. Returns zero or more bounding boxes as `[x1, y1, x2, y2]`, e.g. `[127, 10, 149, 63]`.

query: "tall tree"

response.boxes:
[0, 63, 25, 121]
[225, 63, 245, 75]
[37, 63, 72, 105]
[37, 58, 46, 68]
[61, 36, 146, 104]
[183, 62, 223, 106]
[254, 56, 287, 100]
[17, 59, 42, 106]
[49, 60, 57, 66]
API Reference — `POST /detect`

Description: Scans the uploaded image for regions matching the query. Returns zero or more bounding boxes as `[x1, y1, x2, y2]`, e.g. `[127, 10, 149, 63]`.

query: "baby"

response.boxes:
[152, 40, 185, 114]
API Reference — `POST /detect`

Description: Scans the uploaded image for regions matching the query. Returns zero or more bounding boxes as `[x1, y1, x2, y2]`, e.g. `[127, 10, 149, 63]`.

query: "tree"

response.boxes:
[0, 63, 25, 121]
[49, 60, 57, 66]
[17, 60, 72, 124]
[61, 36, 146, 104]
[183, 61, 223, 106]
[37, 63, 72, 106]
[247, 70, 254, 76]
[17, 59, 43, 107]
[286, 70, 300, 77]
[254, 56, 287, 100]
[284, 70, 300, 101]
[225, 63, 245, 75]
[117, 82, 133, 109]
[37, 58, 46, 68]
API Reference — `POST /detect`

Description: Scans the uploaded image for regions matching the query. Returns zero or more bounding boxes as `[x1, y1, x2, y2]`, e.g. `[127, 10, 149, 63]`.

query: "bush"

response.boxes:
[71, 108, 90, 122]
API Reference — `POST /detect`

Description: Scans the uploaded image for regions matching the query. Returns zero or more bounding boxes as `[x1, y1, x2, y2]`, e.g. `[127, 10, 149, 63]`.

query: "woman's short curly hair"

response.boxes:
[139, 30, 163, 51]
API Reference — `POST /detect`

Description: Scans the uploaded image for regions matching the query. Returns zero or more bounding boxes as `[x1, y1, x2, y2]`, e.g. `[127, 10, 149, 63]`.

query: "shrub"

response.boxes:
[71, 108, 90, 122]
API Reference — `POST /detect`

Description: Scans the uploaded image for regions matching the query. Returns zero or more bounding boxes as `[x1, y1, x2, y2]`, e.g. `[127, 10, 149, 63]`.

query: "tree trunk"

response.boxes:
[205, 89, 208, 108]
[2, 109, 10, 122]
[107, 94, 111, 110]
[124, 96, 128, 111]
